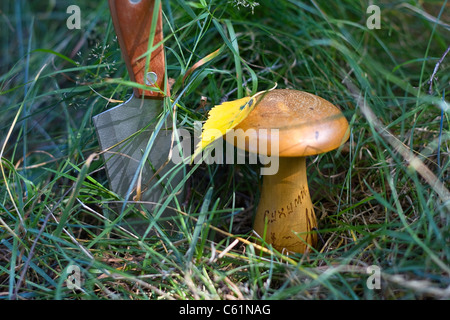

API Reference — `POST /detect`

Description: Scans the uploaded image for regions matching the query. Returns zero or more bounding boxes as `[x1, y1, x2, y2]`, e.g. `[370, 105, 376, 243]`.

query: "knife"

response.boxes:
[93, 0, 181, 231]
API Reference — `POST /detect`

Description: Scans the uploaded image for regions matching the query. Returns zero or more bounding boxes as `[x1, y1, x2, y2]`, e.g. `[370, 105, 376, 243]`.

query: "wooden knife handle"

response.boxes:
[109, 0, 166, 98]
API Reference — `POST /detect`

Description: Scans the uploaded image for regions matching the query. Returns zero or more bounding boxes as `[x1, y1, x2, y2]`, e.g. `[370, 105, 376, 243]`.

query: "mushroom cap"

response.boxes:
[225, 89, 350, 157]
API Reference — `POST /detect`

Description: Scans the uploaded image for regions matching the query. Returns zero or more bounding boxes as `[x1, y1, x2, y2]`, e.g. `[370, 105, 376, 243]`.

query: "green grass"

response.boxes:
[1, 0, 449, 300]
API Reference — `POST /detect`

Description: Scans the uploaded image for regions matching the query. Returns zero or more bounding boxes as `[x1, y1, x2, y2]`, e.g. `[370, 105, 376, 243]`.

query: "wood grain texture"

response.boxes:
[109, 0, 166, 98]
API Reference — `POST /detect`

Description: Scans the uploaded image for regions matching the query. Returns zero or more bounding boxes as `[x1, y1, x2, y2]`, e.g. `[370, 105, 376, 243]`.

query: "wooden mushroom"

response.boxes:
[226, 89, 350, 254]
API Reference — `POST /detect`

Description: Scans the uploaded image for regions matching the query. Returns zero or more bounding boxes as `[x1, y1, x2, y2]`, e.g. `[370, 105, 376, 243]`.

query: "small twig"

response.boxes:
[383, 273, 450, 298]
[313, 264, 450, 299]
[107, 272, 179, 300]
[427, 44, 449, 176]
[428, 44, 450, 95]
[217, 239, 240, 260]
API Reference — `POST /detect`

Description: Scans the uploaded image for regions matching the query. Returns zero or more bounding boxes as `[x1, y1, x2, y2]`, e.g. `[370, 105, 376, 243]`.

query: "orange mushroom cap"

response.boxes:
[226, 89, 350, 157]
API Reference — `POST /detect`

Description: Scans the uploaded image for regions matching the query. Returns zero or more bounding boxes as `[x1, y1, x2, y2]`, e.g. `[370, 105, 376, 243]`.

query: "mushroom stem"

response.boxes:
[253, 156, 318, 254]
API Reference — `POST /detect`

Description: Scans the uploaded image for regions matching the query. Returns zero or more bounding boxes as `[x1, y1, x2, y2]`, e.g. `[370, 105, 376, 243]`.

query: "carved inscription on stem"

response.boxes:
[263, 185, 309, 224]
[269, 207, 316, 246]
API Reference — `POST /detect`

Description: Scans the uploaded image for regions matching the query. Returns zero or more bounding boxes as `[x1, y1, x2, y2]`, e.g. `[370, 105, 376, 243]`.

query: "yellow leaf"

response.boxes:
[193, 85, 277, 161]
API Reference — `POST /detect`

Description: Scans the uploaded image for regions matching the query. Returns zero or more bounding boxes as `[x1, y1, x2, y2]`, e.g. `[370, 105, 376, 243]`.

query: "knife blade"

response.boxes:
[93, 0, 181, 232]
